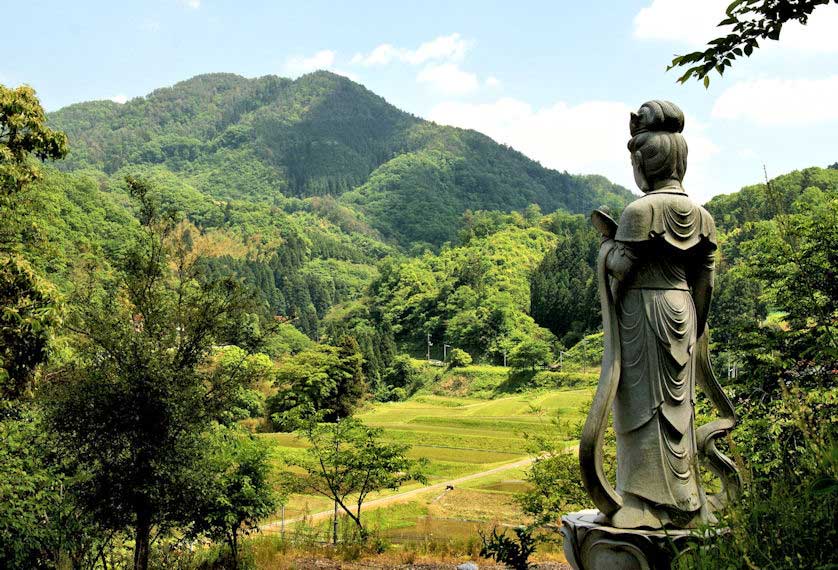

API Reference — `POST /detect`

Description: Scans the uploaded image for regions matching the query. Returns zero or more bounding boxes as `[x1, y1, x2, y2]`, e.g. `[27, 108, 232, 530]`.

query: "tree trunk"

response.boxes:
[133, 509, 152, 570]
[228, 530, 239, 570]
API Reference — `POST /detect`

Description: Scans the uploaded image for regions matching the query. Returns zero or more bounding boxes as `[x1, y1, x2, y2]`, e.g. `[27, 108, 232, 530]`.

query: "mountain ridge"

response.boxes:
[48, 71, 634, 246]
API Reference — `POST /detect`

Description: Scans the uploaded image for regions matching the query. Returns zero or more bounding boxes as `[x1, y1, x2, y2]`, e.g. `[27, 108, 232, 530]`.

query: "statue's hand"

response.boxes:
[605, 241, 636, 283]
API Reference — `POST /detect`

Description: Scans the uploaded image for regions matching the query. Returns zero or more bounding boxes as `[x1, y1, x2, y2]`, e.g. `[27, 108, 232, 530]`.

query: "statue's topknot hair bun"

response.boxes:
[628, 100, 688, 184]
[630, 100, 684, 136]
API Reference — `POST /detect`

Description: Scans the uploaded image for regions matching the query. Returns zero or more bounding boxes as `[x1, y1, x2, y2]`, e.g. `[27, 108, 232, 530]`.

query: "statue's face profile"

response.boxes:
[631, 151, 650, 193]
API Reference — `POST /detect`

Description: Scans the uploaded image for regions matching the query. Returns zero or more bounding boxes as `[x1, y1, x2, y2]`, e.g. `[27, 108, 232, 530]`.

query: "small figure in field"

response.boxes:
[581, 100, 740, 530]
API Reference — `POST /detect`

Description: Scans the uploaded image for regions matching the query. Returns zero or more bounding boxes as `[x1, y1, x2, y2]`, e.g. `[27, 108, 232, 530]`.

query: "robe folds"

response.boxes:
[608, 188, 717, 514]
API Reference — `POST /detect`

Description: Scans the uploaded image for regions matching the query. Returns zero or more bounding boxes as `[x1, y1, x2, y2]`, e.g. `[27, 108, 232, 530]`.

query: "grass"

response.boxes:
[259, 378, 594, 539]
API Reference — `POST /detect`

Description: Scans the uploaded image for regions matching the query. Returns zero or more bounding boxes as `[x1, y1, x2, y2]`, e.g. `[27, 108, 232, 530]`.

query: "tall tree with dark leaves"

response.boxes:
[47, 177, 257, 570]
[0, 85, 67, 401]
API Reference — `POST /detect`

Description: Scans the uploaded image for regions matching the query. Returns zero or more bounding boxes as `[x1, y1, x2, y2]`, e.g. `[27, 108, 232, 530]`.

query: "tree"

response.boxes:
[530, 213, 600, 346]
[267, 338, 366, 427]
[286, 415, 427, 542]
[1, 409, 114, 570]
[668, 0, 838, 87]
[0, 256, 61, 400]
[188, 426, 277, 570]
[1, 84, 68, 245]
[0, 84, 67, 400]
[47, 177, 257, 570]
[448, 347, 472, 368]
[509, 339, 552, 372]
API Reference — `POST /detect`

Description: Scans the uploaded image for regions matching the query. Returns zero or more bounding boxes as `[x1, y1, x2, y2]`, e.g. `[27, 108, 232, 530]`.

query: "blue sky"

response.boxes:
[8, 0, 838, 201]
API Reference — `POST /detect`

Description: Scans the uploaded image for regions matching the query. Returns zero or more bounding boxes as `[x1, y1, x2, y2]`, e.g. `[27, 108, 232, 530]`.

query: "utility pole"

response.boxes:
[332, 417, 340, 545]
[427, 333, 432, 362]
[503, 350, 507, 367]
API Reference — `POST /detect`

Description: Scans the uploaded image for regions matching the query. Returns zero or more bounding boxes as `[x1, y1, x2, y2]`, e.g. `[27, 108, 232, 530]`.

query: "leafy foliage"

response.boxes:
[530, 211, 600, 346]
[363, 214, 560, 365]
[0, 408, 107, 570]
[45, 178, 263, 570]
[479, 526, 536, 570]
[0, 256, 61, 400]
[668, 0, 838, 87]
[508, 339, 553, 372]
[1, 84, 68, 245]
[447, 347, 472, 368]
[187, 425, 277, 570]
[284, 414, 428, 541]
[267, 336, 366, 428]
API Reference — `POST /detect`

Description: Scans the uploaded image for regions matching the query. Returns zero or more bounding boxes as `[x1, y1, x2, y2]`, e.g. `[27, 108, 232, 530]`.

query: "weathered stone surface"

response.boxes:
[561, 510, 716, 570]
[580, 100, 740, 531]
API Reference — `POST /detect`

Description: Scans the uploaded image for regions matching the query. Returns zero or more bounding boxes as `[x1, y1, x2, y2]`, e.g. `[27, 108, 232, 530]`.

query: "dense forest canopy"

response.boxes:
[48, 72, 634, 247]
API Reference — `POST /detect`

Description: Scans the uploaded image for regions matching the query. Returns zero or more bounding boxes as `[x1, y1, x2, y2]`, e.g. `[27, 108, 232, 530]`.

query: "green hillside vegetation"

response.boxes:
[3, 77, 836, 570]
[705, 165, 838, 232]
[49, 72, 633, 248]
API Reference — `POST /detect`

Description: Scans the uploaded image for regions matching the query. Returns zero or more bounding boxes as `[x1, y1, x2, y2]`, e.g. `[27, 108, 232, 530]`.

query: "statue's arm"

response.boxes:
[605, 240, 637, 301]
[691, 247, 715, 338]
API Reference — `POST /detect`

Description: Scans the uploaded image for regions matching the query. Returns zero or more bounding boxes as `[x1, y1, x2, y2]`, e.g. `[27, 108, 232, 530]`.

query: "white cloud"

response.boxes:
[110, 94, 128, 104]
[427, 97, 719, 200]
[282, 50, 337, 77]
[350, 44, 399, 66]
[351, 33, 472, 66]
[416, 63, 479, 96]
[634, 0, 838, 52]
[712, 76, 838, 126]
[485, 75, 502, 88]
[180, 0, 200, 8]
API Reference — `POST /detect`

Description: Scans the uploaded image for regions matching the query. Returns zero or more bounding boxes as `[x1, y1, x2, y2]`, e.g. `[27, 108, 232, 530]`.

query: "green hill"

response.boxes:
[49, 71, 633, 247]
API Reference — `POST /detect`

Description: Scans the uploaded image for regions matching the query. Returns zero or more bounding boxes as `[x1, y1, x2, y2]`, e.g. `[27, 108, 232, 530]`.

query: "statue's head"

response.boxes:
[628, 100, 688, 193]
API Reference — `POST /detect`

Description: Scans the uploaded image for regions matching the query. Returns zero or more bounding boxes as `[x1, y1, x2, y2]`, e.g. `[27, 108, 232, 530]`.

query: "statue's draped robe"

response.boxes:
[609, 189, 716, 514]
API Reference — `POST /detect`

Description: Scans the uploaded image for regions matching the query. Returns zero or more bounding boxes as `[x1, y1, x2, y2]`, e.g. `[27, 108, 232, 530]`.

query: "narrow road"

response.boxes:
[262, 455, 536, 529]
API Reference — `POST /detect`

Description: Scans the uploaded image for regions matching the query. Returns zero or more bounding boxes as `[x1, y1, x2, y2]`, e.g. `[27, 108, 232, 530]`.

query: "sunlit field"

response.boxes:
[259, 377, 595, 536]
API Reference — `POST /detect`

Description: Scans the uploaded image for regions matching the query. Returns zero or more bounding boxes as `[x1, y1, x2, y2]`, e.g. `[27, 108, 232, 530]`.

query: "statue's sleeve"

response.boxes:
[608, 200, 647, 289]
[605, 240, 638, 302]
[690, 246, 715, 338]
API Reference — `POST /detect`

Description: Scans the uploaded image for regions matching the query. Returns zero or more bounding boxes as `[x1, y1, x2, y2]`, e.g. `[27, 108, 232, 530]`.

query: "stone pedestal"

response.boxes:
[561, 510, 716, 570]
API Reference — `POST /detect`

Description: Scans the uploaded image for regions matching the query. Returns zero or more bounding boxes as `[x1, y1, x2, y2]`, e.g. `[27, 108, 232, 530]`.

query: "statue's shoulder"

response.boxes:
[616, 191, 716, 250]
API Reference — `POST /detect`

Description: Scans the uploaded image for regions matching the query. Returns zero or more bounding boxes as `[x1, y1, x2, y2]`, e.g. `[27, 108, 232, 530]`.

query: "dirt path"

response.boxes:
[262, 455, 536, 529]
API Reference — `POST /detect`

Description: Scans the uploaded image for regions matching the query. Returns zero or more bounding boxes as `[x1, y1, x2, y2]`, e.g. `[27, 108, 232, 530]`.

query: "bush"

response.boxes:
[679, 386, 838, 570]
[448, 348, 472, 368]
[509, 340, 552, 371]
[479, 526, 536, 570]
[383, 355, 420, 389]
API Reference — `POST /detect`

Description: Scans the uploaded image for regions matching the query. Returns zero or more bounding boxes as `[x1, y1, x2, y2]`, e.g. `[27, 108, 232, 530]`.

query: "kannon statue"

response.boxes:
[580, 100, 740, 530]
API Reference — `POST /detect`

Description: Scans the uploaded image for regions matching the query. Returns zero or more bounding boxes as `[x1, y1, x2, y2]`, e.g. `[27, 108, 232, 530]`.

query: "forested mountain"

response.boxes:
[49, 71, 633, 247]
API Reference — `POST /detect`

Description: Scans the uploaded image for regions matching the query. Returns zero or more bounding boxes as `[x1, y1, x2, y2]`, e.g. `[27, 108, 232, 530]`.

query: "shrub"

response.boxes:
[448, 348, 473, 368]
[479, 526, 536, 570]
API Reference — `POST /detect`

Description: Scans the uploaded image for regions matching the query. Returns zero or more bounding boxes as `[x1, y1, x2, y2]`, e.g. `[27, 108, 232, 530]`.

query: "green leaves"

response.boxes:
[0, 255, 61, 400]
[285, 415, 428, 539]
[0, 84, 68, 199]
[668, 0, 837, 85]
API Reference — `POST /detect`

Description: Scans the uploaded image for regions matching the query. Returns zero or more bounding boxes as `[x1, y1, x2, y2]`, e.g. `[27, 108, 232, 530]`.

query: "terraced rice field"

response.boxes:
[260, 386, 594, 526]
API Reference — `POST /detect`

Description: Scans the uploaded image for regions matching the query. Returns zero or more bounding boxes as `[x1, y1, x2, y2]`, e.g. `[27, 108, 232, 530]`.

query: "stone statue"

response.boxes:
[576, 100, 740, 534]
